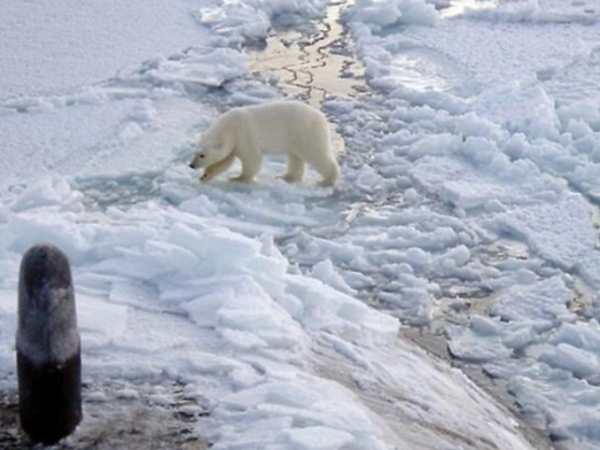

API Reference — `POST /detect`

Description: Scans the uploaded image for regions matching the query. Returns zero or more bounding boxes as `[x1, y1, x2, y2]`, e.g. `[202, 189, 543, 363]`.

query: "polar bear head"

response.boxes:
[189, 137, 228, 169]
[189, 113, 237, 169]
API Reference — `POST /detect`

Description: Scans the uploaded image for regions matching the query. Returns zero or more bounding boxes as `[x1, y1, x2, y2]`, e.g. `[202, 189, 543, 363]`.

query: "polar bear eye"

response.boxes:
[199, 154, 205, 158]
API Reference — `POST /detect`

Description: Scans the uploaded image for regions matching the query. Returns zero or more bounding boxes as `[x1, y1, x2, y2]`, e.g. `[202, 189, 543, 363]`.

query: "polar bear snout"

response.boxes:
[189, 153, 206, 169]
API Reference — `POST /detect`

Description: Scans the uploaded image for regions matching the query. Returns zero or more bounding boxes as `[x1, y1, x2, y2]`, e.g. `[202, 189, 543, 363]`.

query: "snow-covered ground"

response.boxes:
[2, 0, 600, 448]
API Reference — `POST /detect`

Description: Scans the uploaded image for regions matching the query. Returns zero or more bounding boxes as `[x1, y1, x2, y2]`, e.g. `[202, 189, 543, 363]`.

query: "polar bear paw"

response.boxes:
[229, 174, 254, 183]
[317, 179, 336, 187]
[280, 173, 302, 183]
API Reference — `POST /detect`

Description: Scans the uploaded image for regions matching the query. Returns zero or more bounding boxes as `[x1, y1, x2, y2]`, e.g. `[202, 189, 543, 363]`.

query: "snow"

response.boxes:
[0, 0, 214, 101]
[2, 0, 600, 448]
[196, 0, 326, 47]
[344, 0, 439, 31]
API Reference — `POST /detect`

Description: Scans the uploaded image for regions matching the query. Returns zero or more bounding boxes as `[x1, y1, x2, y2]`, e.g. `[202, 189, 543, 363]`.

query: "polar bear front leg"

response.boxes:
[201, 153, 235, 182]
[281, 154, 306, 183]
[230, 149, 262, 183]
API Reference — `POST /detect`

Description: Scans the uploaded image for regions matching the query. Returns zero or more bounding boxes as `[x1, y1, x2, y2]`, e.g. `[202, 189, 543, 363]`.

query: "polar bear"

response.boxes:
[189, 101, 339, 187]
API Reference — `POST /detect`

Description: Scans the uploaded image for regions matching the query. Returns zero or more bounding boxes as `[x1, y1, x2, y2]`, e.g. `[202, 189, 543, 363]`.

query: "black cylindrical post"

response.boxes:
[17, 244, 82, 444]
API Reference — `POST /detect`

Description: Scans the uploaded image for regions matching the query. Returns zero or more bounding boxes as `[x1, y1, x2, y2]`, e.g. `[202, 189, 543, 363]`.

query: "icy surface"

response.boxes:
[341, 0, 600, 448]
[2, 0, 600, 448]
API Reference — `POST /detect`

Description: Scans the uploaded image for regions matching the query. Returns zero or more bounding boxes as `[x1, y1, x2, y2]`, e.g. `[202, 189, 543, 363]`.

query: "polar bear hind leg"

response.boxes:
[301, 114, 339, 187]
[299, 139, 339, 187]
[281, 154, 306, 183]
[315, 154, 340, 187]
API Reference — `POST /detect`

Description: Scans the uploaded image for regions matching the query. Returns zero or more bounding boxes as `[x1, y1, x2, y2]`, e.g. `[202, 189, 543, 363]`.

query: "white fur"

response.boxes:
[189, 101, 340, 186]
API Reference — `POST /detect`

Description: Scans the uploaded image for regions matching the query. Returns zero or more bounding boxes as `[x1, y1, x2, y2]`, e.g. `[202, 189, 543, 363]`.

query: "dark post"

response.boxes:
[16, 244, 82, 444]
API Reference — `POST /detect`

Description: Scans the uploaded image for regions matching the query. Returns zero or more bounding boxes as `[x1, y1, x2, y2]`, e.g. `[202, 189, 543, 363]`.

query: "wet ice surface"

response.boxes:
[0, 381, 209, 450]
[1, 0, 600, 449]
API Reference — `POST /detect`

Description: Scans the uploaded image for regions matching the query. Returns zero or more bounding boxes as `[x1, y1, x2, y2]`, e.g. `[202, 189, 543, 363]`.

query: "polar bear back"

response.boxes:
[238, 101, 332, 157]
